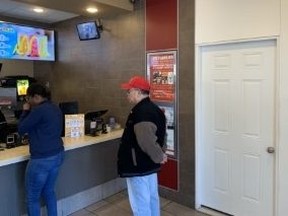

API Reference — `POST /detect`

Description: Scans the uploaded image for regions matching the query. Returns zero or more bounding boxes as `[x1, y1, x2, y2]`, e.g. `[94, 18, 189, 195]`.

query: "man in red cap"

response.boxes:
[118, 76, 167, 216]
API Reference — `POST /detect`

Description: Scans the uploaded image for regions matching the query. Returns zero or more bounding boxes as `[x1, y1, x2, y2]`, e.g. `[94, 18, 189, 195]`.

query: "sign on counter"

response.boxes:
[65, 114, 85, 138]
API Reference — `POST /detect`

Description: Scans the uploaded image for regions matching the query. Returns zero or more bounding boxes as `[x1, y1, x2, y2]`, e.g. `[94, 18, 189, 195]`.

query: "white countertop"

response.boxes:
[0, 129, 123, 167]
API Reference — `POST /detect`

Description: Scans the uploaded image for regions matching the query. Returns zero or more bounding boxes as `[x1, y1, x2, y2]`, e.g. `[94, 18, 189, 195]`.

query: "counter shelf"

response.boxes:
[0, 129, 123, 167]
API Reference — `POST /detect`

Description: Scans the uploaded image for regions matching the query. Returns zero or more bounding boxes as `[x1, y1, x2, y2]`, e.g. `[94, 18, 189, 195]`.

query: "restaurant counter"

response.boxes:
[0, 129, 126, 216]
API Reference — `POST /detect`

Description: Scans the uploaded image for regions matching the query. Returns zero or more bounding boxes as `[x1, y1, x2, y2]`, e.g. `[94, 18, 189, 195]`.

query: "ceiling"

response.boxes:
[0, 0, 134, 24]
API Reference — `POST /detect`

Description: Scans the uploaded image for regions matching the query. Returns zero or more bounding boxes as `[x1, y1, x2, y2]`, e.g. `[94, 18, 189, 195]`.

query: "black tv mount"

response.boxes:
[96, 19, 103, 32]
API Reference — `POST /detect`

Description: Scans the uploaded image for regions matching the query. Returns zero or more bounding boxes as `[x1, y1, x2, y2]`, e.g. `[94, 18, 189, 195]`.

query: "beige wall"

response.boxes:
[195, 0, 280, 43]
[195, 0, 288, 215]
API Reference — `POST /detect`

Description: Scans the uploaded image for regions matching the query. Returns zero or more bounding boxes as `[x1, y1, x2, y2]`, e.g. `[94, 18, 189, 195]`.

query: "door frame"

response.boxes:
[195, 37, 280, 216]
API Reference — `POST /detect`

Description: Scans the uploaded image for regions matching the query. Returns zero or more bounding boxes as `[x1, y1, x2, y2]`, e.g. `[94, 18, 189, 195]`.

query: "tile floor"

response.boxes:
[68, 190, 209, 216]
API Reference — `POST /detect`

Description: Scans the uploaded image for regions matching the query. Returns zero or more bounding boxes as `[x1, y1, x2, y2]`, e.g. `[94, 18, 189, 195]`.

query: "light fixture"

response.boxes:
[33, 8, 44, 13]
[86, 7, 98, 13]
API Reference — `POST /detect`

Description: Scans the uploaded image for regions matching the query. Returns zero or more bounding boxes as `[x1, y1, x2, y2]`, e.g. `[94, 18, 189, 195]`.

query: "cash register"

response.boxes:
[0, 109, 26, 148]
[85, 109, 108, 136]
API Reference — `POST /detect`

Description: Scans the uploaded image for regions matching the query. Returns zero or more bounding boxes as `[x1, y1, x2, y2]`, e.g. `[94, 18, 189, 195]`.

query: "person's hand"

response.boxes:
[23, 102, 31, 111]
[161, 153, 168, 164]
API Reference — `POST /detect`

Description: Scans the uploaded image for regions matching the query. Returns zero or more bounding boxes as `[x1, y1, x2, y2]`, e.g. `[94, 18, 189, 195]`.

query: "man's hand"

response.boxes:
[23, 103, 31, 111]
[161, 153, 168, 164]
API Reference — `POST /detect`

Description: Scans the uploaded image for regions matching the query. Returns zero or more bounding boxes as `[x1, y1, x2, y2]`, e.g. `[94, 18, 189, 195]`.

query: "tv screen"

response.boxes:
[76, 21, 100, 41]
[0, 21, 55, 61]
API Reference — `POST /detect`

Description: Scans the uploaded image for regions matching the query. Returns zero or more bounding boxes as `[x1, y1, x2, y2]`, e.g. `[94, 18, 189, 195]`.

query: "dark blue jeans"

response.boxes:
[25, 151, 64, 216]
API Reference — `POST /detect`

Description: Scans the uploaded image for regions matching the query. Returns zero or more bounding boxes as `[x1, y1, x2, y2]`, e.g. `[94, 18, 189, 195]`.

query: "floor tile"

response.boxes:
[85, 200, 110, 212]
[69, 190, 211, 216]
[92, 204, 131, 216]
[112, 197, 133, 213]
[161, 210, 175, 216]
[160, 197, 173, 208]
[163, 202, 209, 216]
[68, 209, 95, 216]
[104, 191, 126, 203]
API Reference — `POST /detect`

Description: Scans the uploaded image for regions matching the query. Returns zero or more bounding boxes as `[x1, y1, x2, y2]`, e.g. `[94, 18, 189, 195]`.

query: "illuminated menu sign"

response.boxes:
[0, 21, 55, 61]
[17, 80, 29, 96]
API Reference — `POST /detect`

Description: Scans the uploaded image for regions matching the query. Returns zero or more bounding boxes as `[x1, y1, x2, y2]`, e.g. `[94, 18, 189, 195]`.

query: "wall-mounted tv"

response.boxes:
[76, 21, 101, 41]
[0, 21, 55, 61]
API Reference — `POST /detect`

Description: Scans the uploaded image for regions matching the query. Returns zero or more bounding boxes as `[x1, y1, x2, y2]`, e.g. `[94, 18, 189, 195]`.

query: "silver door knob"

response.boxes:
[267, 147, 275, 154]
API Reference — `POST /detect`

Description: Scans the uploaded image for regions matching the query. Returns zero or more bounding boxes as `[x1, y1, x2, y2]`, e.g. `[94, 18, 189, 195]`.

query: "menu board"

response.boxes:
[0, 22, 55, 61]
[147, 51, 176, 103]
[17, 80, 29, 96]
[64, 114, 85, 138]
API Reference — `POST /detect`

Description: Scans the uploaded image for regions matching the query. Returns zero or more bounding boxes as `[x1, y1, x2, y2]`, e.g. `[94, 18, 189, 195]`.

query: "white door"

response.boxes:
[199, 40, 275, 216]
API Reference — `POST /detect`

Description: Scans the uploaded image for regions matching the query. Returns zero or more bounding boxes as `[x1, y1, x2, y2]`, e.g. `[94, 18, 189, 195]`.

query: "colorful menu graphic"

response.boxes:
[147, 52, 176, 102]
[147, 51, 177, 157]
[0, 22, 55, 61]
[17, 80, 29, 96]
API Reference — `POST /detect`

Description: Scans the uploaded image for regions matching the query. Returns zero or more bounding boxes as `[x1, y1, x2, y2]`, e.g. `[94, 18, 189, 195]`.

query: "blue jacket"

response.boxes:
[18, 100, 64, 159]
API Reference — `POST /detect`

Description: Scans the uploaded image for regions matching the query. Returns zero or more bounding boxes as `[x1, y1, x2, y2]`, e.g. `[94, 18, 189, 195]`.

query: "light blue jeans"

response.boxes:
[25, 151, 64, 216]
[126, 173, 160, 216]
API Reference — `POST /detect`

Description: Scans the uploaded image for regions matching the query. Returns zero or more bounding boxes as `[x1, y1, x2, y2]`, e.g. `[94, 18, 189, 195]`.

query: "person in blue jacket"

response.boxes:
[118, 76, 168, 216]
[18, 83, 64, 216]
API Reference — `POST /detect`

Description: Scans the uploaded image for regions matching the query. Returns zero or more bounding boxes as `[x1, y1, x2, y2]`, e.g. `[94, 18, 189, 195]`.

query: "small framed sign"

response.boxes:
[65, 114, 85, 137]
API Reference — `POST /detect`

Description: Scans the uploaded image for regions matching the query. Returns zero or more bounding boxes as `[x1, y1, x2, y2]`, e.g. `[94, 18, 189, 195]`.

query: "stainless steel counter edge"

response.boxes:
[0, 129, 123, 167]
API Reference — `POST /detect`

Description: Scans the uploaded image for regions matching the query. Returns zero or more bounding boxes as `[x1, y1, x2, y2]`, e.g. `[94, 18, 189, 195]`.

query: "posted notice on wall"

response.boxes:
[65, 114, 85, 138]
[147, 51, 176, 103]
[160, 105, 175, 156]
[147, 51, 177, 158]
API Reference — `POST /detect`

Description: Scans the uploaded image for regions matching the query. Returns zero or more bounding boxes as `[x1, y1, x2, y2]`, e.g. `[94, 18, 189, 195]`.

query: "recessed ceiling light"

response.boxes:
[33, 8, 44, 13]
[86, 7, 98, 13]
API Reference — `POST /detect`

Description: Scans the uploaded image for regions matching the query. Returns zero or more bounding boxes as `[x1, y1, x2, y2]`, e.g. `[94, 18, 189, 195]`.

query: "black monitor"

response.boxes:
[59, 101, 79, 136]
[59, 101, 79, 114]
[76, 21, 101, 41]
[0, 109, 7, 142]
[85, 110, 108, 121]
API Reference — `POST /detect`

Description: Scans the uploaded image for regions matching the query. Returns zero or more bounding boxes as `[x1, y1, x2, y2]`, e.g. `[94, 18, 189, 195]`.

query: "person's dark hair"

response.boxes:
[27, 83, 51, 100]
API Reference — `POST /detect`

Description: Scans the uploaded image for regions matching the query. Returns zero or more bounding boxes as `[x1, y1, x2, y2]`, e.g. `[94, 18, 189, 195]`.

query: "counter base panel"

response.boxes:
[0, 138, 123, 215]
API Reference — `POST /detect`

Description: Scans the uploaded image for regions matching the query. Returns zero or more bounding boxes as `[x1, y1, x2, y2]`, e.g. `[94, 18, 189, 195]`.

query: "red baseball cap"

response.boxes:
[121, 76, 150, 91]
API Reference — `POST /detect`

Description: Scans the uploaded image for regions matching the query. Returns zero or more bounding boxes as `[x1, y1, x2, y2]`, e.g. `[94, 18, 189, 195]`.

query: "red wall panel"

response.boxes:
[158, 158, 178, 190]
[146, 0, 178, 190]
[146, 0, 177, 51]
